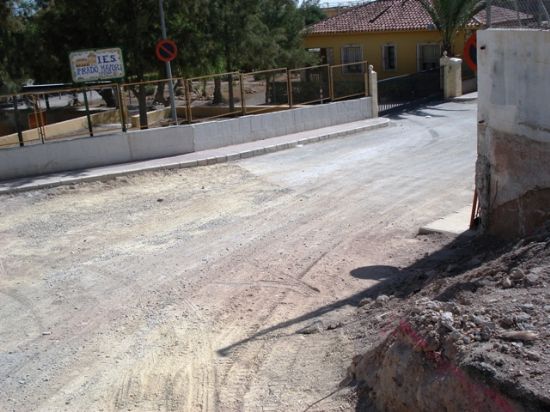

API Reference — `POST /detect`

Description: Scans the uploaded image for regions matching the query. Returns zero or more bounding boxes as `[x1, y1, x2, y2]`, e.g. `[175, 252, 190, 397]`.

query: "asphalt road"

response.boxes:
[0, 99, 477, 411]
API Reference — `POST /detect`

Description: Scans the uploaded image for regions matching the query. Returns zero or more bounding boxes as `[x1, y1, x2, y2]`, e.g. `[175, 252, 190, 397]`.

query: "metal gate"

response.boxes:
[378, 68, 443, 115]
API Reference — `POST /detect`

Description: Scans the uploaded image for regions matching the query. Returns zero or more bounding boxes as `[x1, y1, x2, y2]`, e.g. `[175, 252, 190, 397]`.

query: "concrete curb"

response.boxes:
[418, 205, 477, 237]
[0, 119, 389, 195]
[451, 92, 478, 103]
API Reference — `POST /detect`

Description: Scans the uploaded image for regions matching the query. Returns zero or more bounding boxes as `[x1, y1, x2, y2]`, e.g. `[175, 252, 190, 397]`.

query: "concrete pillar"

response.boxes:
[440, 52, 463, 98]
[368, 65, 379, 117]
[476, 29, 550, 238]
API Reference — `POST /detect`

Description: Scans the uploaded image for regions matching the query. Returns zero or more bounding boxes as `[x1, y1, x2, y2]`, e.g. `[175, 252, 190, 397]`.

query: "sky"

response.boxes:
[316, 0, 369, 6]
[300, 0, 369, 7]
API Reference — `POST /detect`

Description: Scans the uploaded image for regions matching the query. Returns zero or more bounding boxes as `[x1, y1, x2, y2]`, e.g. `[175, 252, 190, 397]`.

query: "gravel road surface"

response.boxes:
[0, 100, 477, 411]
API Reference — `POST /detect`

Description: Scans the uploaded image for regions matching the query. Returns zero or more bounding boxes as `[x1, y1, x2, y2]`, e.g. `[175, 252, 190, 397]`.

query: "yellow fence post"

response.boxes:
[116, 84, 127, 132]
[12, 95, 24, 146]
[329, 65, 335, 101]
[185, 79, 193, 124]
[32, 95, 46, 144]
[286, 69, 293, 109]
[239, 73, 246, 116]
[365, 62, 370, 97]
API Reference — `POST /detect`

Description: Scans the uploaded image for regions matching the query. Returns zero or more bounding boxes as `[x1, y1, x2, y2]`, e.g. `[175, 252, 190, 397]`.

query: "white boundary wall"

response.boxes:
[0, 97, 373, 180]
[477, 29, 550, 237]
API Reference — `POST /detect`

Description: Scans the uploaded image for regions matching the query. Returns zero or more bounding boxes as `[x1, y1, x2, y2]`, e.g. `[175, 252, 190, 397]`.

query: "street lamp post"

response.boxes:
[159, 0, 178, 125]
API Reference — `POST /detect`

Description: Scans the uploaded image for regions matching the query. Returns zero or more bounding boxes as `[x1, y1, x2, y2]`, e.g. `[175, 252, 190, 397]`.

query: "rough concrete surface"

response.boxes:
[0, 100, 476, 411]
[477, 29, 550, 238]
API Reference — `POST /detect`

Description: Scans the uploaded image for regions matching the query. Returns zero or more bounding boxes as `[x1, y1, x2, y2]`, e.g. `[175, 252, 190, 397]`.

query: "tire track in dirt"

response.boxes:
[111, 295, 216, 412]
[0, 101, 477, 411]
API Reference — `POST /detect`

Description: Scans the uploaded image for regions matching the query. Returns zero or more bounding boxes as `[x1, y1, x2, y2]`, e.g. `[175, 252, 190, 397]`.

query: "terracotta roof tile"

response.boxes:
[307, 0, 531, 34]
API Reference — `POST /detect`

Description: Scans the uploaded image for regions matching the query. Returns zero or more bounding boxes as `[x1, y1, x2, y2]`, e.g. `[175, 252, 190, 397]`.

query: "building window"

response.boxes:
[383, 44, 396, 71]
[418, 44, 441, 71]
[341, 45, 363, 73]
[306, 48, 334, 65]
[323, 48, 334, 65]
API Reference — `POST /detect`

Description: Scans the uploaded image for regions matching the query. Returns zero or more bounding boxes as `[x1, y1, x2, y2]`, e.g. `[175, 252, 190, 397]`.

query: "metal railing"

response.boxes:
[240, 68, 290, 115]
[0, 60, 370, 149]
[186, 71, 242, 123]
[288, 64, 330, 106]
[330, 61, 369, 101]
[378, 68, 442, 115]
[0, 83, 123, 148]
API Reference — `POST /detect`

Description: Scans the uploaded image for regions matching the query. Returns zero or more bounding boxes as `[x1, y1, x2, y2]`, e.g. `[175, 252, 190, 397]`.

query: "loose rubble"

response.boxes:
[348, 227, 550, 411]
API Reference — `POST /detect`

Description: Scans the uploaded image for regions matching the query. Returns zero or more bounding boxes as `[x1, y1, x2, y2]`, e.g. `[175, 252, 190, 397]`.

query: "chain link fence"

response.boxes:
[486, 0, 550, 28]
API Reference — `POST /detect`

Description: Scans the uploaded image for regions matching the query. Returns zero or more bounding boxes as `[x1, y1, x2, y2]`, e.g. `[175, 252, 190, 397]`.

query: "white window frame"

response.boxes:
[417, 43, 441, 71]
[382, 44, 397, 71]
[341, 45, 364, 74]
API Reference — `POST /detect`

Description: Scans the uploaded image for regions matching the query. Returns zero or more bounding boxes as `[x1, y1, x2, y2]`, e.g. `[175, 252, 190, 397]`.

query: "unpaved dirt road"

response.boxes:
[0, 100, 476, 411]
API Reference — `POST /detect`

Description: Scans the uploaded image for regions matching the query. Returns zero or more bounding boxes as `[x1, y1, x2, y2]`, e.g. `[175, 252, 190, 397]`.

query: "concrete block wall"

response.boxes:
[476, 29, 550, 238]
[0, 97, 373, 180]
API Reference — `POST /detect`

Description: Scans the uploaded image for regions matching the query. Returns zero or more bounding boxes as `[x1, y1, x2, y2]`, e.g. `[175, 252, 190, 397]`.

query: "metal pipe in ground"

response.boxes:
[286, 69, 293, 108]
[116, 84, 127, 133]
[13, 96, 24, 147]
[83, 89, 94, 137]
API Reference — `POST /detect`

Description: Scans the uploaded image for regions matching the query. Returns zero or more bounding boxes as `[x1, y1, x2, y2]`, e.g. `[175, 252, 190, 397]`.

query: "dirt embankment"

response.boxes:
[348, 227, 550, 412]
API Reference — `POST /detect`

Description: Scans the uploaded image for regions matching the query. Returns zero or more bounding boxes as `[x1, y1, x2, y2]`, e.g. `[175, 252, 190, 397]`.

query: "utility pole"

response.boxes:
[159, 0, 178, 125]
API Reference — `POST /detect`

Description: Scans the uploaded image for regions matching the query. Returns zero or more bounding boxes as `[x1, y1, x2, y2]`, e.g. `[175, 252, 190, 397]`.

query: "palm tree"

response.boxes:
[418, 0, 486, 55]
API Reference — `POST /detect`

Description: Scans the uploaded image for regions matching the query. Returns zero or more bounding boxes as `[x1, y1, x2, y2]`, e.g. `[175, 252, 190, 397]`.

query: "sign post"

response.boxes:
[69, 48, 125, 136]
[158, 0, 178, 125]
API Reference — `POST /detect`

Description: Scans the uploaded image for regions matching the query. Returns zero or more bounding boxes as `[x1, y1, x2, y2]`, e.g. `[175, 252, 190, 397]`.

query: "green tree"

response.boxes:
[242, 0, 323, 71]
[418, 0, 486, 55]
[300, 0, 326, 26]
[29, 0, 219, 126]
[31, 0, 167, 126]
[0, 1, 34, 93]
[204, 0, 318, 108]
[11, 0, 318, 121]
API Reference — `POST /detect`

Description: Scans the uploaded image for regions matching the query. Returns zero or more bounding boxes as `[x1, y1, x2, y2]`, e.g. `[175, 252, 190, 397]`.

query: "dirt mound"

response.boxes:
[348, 228, 550, 411]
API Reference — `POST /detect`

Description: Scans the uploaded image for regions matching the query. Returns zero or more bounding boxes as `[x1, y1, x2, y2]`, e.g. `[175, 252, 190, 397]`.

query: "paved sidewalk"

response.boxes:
[0, 117, 389, 194]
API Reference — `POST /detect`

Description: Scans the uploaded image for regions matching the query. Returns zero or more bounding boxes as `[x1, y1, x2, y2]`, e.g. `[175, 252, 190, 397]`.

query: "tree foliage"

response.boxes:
[248, 0, 317, 70]
[6, 0, 317, 86]
[0, 1, 35, 92]
[418, 0, 486, 55]
[2, 0, 321, 124]
[300, 0, 326, 26]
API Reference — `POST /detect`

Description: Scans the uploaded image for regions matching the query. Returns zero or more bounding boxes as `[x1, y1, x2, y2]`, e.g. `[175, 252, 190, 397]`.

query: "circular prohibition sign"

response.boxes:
[463, 32, 477, 72]
[155, 39, 178, 63]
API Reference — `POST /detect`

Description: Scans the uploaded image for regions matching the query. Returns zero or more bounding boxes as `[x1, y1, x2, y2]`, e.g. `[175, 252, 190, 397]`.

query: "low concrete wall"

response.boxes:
[462, 78, 477, 94]
[0, 97, 373, 180]
[476, 29, 550, 238]
[130, 104, 303, 128]
[0, 127, 195, 180]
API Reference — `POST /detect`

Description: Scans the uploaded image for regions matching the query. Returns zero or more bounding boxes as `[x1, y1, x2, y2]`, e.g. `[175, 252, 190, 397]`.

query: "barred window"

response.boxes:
[418, 44, 440, 71]
[342, 45, 363, 74]
[383, 44, 397, 71]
